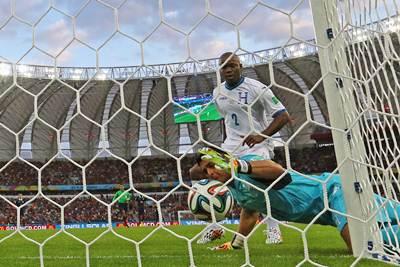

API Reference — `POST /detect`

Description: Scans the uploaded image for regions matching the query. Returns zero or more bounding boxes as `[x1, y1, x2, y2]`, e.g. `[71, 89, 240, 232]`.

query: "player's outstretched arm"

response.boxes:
[242, 111, 290, 147]
[247, 159, 285, 180]
[261, 111, 290, 137]
[189, 154, 284, 181]
[197, 147, 284, 179]
[191, 147, 292, 189]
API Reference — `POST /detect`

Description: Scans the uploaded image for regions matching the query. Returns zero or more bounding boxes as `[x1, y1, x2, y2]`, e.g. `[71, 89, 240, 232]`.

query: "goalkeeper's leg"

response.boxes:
[119, 203, 129, 226]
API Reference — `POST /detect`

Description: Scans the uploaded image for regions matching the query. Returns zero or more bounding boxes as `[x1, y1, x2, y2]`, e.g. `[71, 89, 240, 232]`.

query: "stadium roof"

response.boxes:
[0, 40, 326, 160]
[0, 16, 398, 161]
[0, 44, 324, 161]
[0, 39, 317, 80]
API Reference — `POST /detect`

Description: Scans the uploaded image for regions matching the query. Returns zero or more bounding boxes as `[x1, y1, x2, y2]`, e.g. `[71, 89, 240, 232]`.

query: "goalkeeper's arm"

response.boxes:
[192, 148, 292, 189]
[190, 158, 286, 180]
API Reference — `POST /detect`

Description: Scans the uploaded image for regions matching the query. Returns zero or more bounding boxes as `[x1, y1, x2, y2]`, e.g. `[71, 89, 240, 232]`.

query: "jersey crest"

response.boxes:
[238, 91, 249, 104]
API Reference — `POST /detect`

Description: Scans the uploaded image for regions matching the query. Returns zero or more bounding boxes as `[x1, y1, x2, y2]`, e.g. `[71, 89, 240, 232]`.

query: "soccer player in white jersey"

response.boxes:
[214, 52, 290, 158]
[196, 52, 290, 245]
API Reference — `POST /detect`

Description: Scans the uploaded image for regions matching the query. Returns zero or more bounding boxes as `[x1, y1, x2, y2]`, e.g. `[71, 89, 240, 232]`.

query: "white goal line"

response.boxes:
[7, 254, 353, 260]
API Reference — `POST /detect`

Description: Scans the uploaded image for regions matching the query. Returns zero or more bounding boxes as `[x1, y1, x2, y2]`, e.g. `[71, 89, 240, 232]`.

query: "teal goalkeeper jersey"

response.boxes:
[228, 155, 343, 227]
[229, 155, 400, 232]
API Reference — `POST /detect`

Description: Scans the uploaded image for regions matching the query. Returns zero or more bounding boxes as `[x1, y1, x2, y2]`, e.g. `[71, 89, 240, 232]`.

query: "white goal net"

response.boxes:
[0, 0, 399, 266]
[311, 0, 400, 264]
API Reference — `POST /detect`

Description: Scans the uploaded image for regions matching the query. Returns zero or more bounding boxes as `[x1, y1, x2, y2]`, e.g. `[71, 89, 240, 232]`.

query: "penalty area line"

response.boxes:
[7, 255, 233, 260]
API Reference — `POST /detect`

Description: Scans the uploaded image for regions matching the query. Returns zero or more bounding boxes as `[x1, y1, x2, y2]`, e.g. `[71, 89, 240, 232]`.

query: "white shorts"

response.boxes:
[221, 141, 273, 160]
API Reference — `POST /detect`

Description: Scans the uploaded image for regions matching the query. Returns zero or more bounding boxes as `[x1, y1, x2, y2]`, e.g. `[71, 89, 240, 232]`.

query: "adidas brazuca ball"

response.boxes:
[187, 179, 234, 221]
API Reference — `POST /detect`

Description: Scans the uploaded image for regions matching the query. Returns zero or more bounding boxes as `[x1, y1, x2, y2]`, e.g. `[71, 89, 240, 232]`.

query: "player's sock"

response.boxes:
[231, 234, 244, 248]
[267, 218, 279, 229]
[197, 225, 225, 244]
[265, 218, 282, 244]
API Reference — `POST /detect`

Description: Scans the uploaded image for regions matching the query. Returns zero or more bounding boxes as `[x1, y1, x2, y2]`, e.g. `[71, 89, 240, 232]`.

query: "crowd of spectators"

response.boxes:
[274, 146, 337, 173]
[0, 155, 196, 186]
[0, 146, 340, 226]
[0, 147, 336, 187]
[0, 193, 220, 226]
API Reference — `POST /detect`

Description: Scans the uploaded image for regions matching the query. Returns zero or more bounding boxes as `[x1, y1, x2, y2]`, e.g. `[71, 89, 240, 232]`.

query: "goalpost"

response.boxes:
[310, 0, 400, 263]
[0, 0, 399, 266]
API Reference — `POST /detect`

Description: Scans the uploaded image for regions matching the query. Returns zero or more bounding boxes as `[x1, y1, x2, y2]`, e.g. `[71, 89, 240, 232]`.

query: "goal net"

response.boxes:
[310, 0, 400, 264]
[0, 0, 399, 266]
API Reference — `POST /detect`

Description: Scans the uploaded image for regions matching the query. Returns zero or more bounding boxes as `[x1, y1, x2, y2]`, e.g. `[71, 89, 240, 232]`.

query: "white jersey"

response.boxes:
[213, 77, 286, 158]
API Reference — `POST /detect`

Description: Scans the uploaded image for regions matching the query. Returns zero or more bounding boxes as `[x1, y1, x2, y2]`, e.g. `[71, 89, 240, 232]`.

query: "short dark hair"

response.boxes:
[219, 52, 240, 65]
[195, 153, 203, 166]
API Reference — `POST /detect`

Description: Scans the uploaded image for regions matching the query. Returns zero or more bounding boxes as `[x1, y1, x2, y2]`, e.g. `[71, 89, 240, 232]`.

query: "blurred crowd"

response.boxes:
[0, 193, 234, 225]
[0, 147, 336, 186]
[0, 146, 339, 226]
[274, 146, 337, 173]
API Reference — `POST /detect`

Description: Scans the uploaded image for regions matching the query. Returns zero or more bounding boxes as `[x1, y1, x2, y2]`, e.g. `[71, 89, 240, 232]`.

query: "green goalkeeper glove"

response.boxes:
[198, 147, 252, 175]
[198, 147, 236, 174]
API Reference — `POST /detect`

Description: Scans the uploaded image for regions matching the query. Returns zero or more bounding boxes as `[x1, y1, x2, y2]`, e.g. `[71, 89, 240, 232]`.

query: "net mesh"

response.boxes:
[0, 0, 399, 266]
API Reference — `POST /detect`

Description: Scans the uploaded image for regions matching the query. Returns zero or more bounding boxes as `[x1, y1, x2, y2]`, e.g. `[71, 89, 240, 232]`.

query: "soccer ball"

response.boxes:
[187, 179, 234, 221]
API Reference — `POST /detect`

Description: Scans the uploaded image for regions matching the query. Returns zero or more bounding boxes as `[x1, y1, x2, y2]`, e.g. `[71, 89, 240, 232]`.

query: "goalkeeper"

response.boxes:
[113, 184, 132, 225]
[190, 147, 400, 253]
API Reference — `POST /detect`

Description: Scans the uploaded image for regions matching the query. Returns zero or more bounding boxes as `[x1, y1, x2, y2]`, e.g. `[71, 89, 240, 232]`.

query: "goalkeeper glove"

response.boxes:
[198, 147, 251, 175]
[210, 242, 235, 251]
[209, 233, 244, 250]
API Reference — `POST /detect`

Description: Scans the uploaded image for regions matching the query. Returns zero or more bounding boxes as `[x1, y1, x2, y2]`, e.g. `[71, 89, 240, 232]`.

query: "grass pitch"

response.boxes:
[0, 224, 391, 267]
[174, 104, 221, 124]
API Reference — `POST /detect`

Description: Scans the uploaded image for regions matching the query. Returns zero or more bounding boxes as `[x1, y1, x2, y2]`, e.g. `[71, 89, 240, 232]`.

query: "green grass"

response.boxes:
[174, 104, 221, 123]
[0, 224, 391, 267]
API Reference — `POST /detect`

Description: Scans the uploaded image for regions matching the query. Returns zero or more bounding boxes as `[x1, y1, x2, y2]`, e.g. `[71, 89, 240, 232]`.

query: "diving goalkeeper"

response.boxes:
[190, 147, 400, 253]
